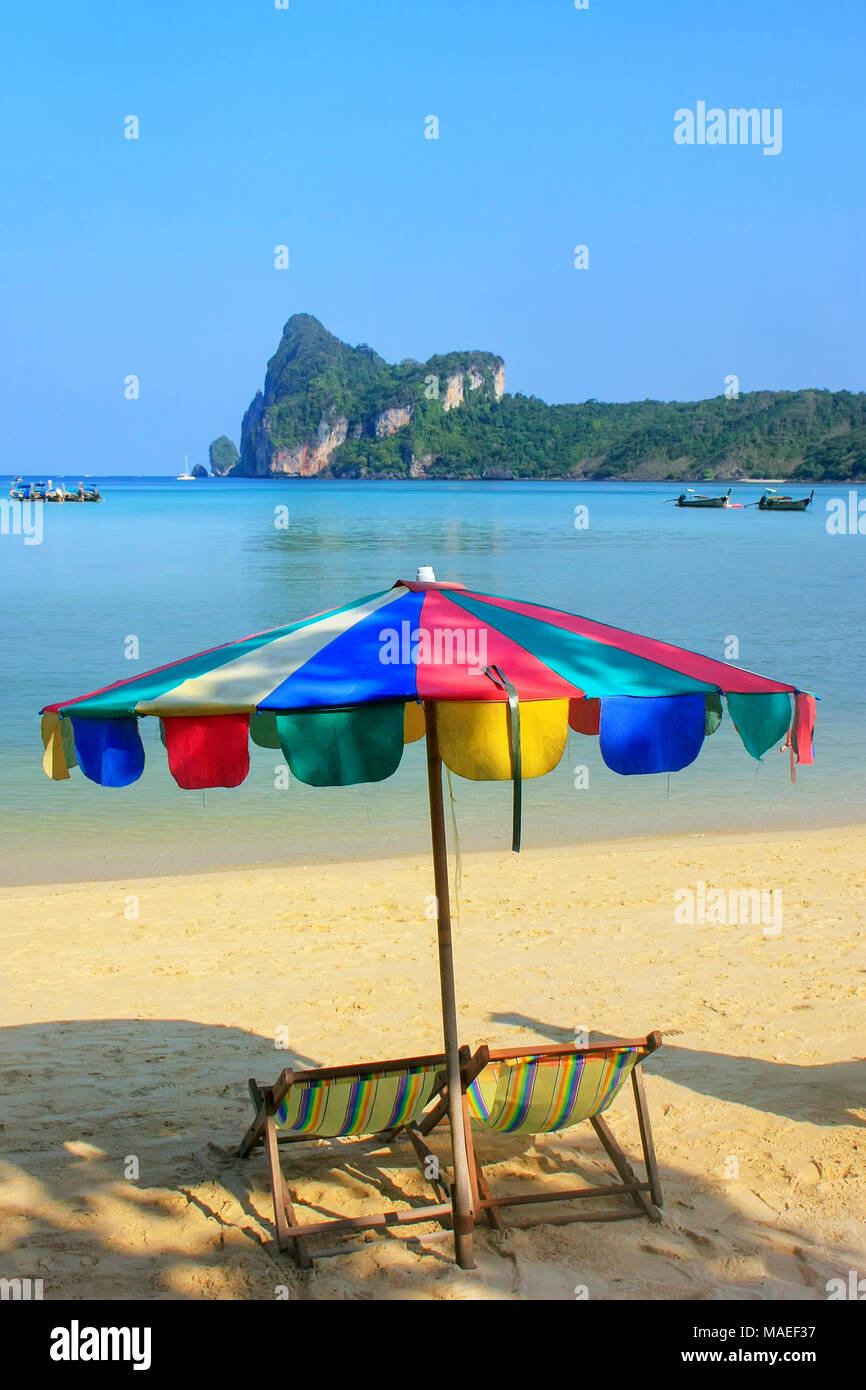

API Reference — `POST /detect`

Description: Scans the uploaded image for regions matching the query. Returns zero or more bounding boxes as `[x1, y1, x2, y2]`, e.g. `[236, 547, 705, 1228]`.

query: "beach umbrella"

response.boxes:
[39, 571, 817, 1268]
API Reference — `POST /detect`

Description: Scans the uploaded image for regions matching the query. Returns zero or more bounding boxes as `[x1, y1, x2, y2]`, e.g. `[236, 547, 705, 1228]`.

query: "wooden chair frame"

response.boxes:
[238, 1046, 487, 1267]
[412, 1032, 664, 1234]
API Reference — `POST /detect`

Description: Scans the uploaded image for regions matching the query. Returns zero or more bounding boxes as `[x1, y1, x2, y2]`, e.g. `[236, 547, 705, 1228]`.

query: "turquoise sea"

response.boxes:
[2, 477, 863, 885]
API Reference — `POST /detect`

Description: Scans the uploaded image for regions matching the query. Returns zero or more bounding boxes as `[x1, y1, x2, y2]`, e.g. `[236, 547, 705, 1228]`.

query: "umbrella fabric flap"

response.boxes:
[704, 692, 723, 736]
[276, 702, 406, 787]
[436, 699, 569, 780]
[403, 700, 426, 743]
[249, 711, 280, 749]
[41, 712, 70, 780]
[72, 716, 146, 788]
[599, 695, 705, 775]
[726, 692, 792, 760]
[792, 692, 816, 767]
[568, 697, 600, 735]
[162, 714, 250, 789]
[59, 715, 78, 769]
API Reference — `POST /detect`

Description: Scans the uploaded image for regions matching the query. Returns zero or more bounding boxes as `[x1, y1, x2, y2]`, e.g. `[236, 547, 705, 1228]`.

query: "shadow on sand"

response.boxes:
[488, 1012, 866, 1128]
[0, 1018, 863, 1301]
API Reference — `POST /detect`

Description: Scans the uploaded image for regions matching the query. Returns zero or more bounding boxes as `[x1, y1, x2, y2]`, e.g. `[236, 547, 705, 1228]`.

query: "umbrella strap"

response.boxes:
[445, 765, 463, 923]
[484, 665, 522, 853]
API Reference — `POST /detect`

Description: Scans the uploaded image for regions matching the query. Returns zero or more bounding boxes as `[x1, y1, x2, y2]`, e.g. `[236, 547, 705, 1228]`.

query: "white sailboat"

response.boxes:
[177, 455, 195, 481]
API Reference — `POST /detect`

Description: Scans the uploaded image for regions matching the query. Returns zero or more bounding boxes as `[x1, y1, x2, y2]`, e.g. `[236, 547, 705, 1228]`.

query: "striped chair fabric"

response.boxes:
[467, 1047, 639, 1134]
[276, 1064, 443, 1139]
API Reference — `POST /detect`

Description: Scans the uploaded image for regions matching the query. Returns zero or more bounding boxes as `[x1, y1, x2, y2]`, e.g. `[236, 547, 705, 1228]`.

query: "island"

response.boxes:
[211, 314, 866, 482]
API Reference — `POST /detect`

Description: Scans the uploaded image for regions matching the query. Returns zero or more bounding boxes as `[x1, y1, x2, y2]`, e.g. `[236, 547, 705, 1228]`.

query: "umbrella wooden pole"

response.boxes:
[424, 701, 475, 1270]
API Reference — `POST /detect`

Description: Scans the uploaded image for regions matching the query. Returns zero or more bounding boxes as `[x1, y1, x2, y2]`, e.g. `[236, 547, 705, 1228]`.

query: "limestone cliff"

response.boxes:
[208, 435, 240, 476]
[235, 314, 505, 478]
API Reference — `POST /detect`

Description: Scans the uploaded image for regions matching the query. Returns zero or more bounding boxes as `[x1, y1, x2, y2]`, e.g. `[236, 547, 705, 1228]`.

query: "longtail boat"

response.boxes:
[667, 488, 733, 508]
[757, 489, 814, 512]
[9, 482, 103, 503]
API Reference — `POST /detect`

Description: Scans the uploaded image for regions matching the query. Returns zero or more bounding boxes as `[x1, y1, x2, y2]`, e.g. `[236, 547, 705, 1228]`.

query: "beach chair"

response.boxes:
[414, 1033, 663, 1232]
[238, 1047, 487, 1266]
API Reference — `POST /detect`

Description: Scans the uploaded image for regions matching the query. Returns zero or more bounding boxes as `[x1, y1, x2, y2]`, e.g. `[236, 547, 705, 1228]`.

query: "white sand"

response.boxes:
[0, 824, 864, 1300]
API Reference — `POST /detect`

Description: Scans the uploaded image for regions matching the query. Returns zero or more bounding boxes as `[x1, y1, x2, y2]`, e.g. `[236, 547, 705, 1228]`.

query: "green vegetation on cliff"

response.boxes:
[208, 435, 239, 475]
[232, 315, 866, 481]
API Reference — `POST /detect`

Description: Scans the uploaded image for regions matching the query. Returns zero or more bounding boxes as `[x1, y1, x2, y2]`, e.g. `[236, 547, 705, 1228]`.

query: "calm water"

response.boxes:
[1, 477, 863, 885]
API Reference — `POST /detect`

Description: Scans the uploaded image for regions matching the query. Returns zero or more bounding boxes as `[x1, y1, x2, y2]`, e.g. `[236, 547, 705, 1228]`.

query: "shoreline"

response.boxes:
[3, 815, 865, 893]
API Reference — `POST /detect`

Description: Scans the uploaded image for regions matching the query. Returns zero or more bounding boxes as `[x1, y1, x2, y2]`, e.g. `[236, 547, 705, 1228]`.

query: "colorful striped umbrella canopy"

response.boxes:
[40, 575, 816, 792]
[38, 573, 817, 1268]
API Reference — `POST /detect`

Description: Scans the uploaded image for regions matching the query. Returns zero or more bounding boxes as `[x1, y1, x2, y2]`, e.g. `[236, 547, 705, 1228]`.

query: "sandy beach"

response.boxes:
[1, 823, 864, 1301]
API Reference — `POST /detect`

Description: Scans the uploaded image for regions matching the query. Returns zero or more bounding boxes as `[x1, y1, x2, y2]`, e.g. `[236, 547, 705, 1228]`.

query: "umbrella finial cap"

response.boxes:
[416, 565, 436, 582]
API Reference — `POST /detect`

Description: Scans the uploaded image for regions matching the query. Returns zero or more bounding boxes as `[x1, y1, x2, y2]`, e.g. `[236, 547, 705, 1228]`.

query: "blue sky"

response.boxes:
[1, 0, 863, 474]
